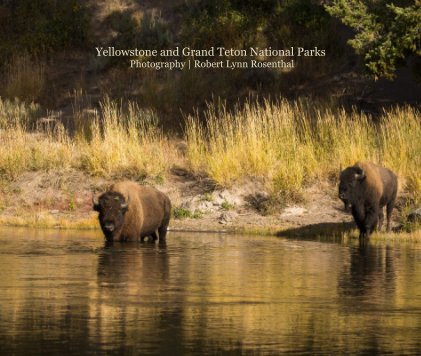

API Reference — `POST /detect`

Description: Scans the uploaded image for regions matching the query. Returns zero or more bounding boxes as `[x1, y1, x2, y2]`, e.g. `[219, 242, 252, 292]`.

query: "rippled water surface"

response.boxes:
[0, 227, 421, 355]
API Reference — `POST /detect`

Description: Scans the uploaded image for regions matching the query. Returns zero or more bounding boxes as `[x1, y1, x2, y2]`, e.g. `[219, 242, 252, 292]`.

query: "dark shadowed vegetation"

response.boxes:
[1, 0, 418, 115]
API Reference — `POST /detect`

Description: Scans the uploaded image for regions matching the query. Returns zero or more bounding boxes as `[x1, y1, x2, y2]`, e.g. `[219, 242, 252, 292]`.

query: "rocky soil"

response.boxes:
[0, 169, 361, 236]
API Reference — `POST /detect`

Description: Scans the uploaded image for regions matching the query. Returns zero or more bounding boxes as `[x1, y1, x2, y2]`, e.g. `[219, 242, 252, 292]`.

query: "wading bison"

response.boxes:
[93, 181, 171, 243]
[339, 162, 397, 240]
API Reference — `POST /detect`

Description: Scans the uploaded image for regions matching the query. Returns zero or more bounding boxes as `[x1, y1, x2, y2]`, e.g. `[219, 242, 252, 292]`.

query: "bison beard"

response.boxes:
[93, 181, 171, 243]
[339, 162, 397, 240]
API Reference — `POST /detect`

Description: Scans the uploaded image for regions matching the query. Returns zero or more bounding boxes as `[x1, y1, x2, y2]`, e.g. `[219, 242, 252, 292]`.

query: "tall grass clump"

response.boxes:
[0, 97, 172, 181]
[185, 101, 317, 192]
[380, 106, 421, 196]
[1, 96, 419, 200]
[0, 98, 40, 128]
[0, 134, 74, 180]
[305, 107, 379, 176]
[0, 99, 74, 179]
[185, 100, 420, 198]
[78, 98, 172, 178]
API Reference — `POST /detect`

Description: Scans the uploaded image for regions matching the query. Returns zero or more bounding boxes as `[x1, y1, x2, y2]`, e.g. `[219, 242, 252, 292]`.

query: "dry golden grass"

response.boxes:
[0, 122, 74, 179]
[0, 97, 174, 180]
[185, 100, 420, 198]
[77, 97, 172, 178]
[185, 101, 312, 192]
[0, 213, 97, 230]
[0, 97, 39, 128]
[0, 97, 419, 201]
[380, 107, 421, 194]
[370, 230, 421, 243]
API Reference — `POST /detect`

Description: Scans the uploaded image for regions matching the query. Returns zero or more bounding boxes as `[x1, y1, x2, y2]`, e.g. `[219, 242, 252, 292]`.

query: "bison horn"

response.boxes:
[92, 196, 99, 211]
[355, 169, 366, 181]
[121, 197, 130, 210]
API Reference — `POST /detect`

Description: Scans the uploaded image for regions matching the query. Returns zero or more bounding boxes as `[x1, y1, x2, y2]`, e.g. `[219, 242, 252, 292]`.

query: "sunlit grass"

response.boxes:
[0, 120, 75, 179]
[0, 97, 420, 202]
[380, 107, 421, 194]
[370, 230, 421, 243]
[0, 97, 174, 180]
[185, 101, 314, 192]
[77, 97, 173, 178]
[0, 213, 97, 230]
[0, 97, 40, 128]
[185, 100, 420, 198]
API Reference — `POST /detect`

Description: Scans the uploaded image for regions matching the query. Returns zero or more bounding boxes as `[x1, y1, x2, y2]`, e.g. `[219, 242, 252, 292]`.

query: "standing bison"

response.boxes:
[339, 162, 397, 239]
[93, 181, 171, 243]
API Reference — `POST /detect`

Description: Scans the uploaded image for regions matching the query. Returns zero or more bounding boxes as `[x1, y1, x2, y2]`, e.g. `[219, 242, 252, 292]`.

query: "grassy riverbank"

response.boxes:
[0, 97, 175, 180]
[0, 97, 420, 239]
[185, 101, 420, 195]
[1, 97, 420, 196]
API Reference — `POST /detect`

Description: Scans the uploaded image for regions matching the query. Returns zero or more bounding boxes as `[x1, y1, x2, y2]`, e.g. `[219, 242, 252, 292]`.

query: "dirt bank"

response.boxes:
[1, 168, 406, 239]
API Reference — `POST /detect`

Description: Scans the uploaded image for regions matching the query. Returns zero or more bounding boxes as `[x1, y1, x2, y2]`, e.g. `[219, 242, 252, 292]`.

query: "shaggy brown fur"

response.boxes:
[339, 161, 398, 240]
[94, 181, 171, 243]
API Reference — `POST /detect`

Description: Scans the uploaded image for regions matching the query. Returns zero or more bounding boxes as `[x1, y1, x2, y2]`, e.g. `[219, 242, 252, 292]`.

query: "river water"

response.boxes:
[0, 227, 420, 355]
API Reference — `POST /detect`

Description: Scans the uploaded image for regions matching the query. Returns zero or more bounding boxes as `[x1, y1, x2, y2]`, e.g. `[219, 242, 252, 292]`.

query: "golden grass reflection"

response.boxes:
[0, 229, 420, 354]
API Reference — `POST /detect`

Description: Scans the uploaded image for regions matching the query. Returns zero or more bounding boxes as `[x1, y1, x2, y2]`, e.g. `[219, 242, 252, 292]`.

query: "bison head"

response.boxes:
[93, 192, 129, 241]
[339, 166, 366, 210]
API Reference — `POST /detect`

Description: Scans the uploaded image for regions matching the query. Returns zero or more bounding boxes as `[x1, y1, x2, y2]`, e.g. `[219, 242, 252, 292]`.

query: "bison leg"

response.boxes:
[360, 231, 370, 240]
[352, 205, 366, 238]
[364, 205, 379, 239]
[386, 199, 396, 232]
[158, 226, 168, 243]
[157, 220, 170, 245]
[352, 204, 378, 240]
[158, 211, 170, 244]
[378, 209, 384, 231]
[151, 230, 159, 242]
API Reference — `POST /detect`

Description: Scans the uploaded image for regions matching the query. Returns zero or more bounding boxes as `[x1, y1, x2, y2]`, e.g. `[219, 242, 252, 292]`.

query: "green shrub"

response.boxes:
[221, 200, 235, 211]
[326, 1, 421, 79]
[172, 206, 203, 219]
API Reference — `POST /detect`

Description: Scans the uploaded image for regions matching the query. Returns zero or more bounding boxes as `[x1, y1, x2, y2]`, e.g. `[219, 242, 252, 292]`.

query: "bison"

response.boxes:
[93, 181, 171, 243]
[339, 162, 397, 239]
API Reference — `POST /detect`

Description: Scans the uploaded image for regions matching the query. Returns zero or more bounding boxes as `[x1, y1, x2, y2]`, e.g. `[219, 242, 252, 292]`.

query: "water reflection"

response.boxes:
[335, 243, 400, 355]
[0, 228, 420, 355]
[89, 242, 176, 354]
[338, 243, 396, 298]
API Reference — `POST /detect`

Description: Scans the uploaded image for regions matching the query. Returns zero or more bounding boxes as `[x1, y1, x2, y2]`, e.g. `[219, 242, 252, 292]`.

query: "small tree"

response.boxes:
[325, 0, 421, 79]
